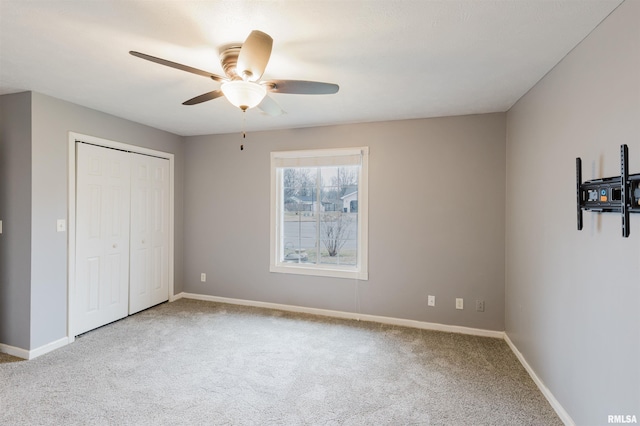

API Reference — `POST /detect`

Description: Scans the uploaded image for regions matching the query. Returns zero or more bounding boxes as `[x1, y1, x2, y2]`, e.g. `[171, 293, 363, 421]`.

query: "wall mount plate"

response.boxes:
[576, 144, 640, 238]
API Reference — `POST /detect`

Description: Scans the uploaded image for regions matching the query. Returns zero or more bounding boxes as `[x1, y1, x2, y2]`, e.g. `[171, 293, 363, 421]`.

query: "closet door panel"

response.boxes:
[75, 143, 131, 335]
[130, 154, 169, 314]
[150, 159, 170, 306]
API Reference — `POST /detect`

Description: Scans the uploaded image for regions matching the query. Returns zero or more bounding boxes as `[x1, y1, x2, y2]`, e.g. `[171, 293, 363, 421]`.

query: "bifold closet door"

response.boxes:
[129, 153, 170, 314]
[75, 143, 131, 336]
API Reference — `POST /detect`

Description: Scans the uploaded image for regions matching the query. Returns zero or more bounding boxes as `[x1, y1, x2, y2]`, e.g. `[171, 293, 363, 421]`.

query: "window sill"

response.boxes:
[270, 264, 368, 280]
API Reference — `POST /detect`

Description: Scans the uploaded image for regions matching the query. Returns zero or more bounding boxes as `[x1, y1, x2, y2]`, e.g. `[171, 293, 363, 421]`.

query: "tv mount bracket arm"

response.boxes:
[576, 144, 640, 238]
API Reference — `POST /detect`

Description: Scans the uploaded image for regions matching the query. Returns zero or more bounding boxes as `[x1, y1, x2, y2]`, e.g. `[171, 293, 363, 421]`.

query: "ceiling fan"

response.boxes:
[130, 30, 339, 116]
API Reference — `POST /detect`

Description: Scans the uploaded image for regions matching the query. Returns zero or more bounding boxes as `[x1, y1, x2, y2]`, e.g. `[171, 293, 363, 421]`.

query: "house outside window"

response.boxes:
[270, 147, 369, 280]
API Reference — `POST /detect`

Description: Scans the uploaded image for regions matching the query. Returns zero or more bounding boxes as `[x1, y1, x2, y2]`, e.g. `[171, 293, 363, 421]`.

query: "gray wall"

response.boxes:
[505, 0, 639, 423]
[0, 91, 185, 350]
[0, 92, 32, 349]
[184, 113, 506, 331]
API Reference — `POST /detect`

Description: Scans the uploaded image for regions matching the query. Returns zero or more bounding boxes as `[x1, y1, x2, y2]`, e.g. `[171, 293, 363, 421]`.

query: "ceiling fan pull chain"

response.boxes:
[240, 110, 246, 150]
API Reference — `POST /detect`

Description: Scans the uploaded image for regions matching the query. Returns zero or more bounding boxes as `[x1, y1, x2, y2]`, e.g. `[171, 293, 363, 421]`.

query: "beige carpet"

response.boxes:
[0, 299, 562, 425]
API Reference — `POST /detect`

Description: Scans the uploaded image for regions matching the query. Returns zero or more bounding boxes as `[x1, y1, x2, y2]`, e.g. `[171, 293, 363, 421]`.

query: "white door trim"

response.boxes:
[67, 132, 175, 342]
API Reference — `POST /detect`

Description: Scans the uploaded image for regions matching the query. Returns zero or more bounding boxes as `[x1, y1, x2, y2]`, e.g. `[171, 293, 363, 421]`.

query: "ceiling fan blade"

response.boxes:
[264, 80, 339, 95]
[182, 90, 224, 105]
[130, 51, 226, 82]
[258, 95, 284, 116]
[236, 30, 273, 82]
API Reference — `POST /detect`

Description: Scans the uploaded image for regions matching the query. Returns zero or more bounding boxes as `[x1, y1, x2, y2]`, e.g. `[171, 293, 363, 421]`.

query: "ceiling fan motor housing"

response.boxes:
[219, 46, 242, 80]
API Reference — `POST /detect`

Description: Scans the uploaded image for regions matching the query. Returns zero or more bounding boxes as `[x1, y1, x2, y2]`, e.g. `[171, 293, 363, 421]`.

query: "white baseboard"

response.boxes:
[0, 342, 30, 359]
[173, 292, 505, 339]
[0, 336, 70, 361]
[28, 337, 70, 360]
[504, 333, 575, 426]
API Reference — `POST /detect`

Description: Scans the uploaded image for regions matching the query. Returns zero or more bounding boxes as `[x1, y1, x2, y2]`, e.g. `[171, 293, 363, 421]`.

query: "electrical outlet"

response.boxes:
[476, 300, 485, 312]
[200, 273, 206, 282]
[427, 295, 435, 307]
[455, 298, 464, 310]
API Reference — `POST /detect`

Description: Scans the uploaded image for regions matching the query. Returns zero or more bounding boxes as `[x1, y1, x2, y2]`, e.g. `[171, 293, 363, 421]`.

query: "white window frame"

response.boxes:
[270, 147, 369, 280]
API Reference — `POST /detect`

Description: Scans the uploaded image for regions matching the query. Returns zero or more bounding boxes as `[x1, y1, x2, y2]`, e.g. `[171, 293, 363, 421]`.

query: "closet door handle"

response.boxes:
[112, 243, 118, 248]
[142, 239, 146, 244]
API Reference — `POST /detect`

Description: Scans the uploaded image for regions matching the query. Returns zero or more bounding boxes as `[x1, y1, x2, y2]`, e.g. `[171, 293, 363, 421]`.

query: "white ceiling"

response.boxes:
[0, 0, 623, 137]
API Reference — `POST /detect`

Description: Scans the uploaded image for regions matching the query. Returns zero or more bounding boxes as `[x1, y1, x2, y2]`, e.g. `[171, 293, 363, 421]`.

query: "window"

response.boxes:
[270, 147, 369, 280]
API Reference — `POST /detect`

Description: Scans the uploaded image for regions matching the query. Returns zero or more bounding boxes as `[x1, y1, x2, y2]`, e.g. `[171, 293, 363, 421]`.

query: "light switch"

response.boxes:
[57, 219, 66, 232]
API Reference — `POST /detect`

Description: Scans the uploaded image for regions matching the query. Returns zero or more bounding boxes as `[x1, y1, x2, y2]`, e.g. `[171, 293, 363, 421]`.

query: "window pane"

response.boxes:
[283, 168, 317, 213]
[282, 168, 317, 263]
[319, 166, 359, 213]
[318, 166, 359, 266]
[282, 215, 317, 263]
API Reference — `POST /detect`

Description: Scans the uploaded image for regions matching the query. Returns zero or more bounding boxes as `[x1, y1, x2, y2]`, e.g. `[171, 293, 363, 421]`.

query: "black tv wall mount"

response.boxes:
[576, 144, 640, 238]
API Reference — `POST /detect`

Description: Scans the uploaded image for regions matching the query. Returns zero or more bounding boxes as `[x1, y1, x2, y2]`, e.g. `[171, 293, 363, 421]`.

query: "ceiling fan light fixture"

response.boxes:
[131, 30, 338, 117]
[221, 80, 267, 111]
